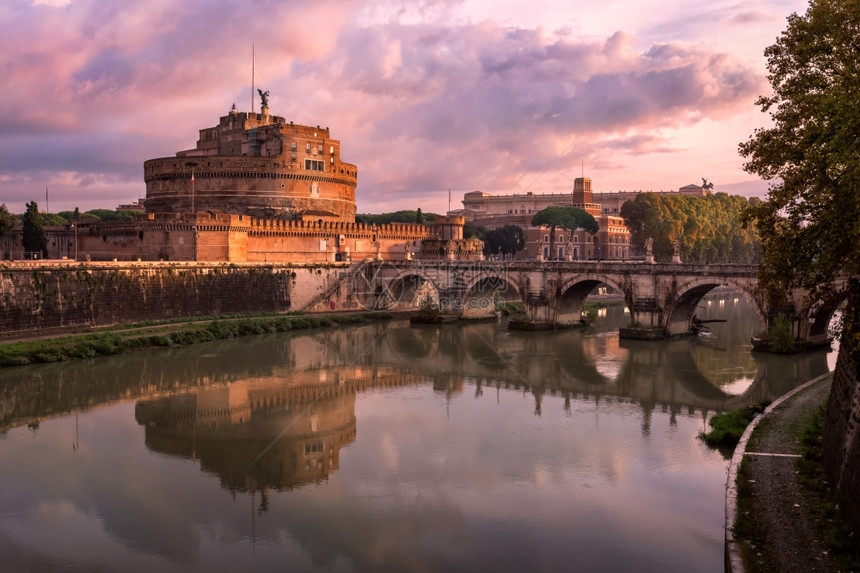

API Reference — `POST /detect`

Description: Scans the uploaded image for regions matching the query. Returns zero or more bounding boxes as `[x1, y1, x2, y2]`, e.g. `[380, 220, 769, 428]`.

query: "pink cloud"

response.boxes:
[0, 0, 798, 215]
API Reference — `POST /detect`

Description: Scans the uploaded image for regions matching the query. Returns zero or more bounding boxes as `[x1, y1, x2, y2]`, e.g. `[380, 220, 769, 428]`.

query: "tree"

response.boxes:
[356, 210, 439, 225]
[0, 204, 15, 237]
[738, 0, 859, 347]
[463, 222, 485, 241]
[531, 206, 598, 260]
[483, 225, 525, 257]
[416, 208, 423, 224]
[738, 0, 860, 532]
[620, 192, 761, 263]
[83, 209, 138, 223]
[21, 201, 48, 258]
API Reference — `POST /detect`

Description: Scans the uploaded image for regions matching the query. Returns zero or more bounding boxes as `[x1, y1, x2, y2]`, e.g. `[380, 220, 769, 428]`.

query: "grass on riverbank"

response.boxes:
[699, 402, 770, 448]
[795, 405, 860, 570]
[0, 312, 394, 367]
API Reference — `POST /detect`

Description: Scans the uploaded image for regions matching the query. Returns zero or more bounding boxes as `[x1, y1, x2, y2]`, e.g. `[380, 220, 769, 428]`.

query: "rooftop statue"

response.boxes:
[257, 89, 270, 108]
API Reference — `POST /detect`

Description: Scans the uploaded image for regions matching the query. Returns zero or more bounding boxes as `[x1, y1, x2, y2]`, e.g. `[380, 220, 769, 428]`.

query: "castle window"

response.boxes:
[330, 146, 334, 155]
[306, 143, 311, 152]
[305, 159, 324, 171]
[291, 141, 297, 151]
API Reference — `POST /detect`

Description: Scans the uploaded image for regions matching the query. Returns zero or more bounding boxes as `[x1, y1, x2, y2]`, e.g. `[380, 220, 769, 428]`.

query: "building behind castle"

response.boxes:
[449, 179, 713, 260]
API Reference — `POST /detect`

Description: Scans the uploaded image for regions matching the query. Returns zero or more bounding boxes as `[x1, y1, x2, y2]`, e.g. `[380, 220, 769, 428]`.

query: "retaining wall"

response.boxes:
[0, 262, 346, 336]
[822, 279, 860, 536]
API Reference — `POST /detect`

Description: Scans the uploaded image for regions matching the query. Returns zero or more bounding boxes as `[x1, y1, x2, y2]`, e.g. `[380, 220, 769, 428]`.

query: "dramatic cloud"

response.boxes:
[0, 0, 809, 214]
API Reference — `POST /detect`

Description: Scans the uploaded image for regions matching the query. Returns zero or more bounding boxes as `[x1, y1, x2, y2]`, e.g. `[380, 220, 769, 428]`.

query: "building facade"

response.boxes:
[458, 182, 711, 219]
[455, 177, 631, 260]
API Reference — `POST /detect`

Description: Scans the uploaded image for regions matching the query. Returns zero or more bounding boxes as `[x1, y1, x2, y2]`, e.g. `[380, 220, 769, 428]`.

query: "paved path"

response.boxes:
[726, 373, 839, 572]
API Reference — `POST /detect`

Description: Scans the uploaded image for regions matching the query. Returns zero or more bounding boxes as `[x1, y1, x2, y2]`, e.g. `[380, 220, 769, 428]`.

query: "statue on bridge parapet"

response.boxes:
[645, 237, 655, 264]
[672, 239, 682, 264]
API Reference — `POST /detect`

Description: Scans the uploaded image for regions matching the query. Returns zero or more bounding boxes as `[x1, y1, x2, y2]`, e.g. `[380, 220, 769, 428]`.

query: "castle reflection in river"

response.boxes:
[134, 365, 425, 493]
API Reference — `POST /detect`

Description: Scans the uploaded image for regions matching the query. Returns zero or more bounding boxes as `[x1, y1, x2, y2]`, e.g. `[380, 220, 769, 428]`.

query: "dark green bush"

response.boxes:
[1, 355, 30, 366]
[699, 402, 770, 448]
[67, 345, 97, 359]
[34, 351, 66, 363]
[767, 313, 795, 353]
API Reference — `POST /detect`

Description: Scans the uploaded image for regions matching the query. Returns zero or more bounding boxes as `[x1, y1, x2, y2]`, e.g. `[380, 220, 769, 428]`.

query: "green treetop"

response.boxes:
[0, 204, 15, 237]
[21, 201, 48, 258]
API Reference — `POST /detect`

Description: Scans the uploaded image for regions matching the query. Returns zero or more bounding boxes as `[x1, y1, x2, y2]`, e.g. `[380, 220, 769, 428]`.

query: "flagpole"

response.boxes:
[45, 186, 49, 214]
[251, 44, 255, 113]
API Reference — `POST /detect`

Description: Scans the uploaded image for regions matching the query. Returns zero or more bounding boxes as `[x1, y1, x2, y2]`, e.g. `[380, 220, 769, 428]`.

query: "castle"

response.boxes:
[62, 98, 483, 263]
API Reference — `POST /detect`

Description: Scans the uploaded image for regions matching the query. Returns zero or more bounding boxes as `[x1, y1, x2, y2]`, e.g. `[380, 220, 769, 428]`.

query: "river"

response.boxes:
[0, 294, 837, 572]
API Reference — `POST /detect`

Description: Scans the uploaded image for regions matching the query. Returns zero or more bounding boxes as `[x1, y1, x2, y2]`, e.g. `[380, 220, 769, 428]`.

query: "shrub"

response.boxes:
[67, 345, 97, 359]
[767, 313, 795, 353]
[699, 402, 769, 448]
[0, 355, 30, 366]
[89, 336, 123, 355]
[34, 351, 65, 363]
[208, 321, 239, 338]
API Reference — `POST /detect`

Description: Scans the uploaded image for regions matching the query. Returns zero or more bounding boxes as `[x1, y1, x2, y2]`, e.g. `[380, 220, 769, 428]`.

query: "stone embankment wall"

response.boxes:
[822, 280, 860, 535]
[0, 261, 348, 336]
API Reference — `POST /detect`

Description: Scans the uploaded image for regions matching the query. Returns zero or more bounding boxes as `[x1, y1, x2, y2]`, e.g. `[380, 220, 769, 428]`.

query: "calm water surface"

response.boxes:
[0, 296, 836, 572]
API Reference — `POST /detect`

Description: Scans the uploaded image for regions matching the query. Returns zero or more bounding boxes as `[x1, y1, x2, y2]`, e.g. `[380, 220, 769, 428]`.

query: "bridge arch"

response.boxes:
[804, 291, 847, 344]
[460, 273, 522, 319]
[555, 275, 628, 326]
[386, 273, 440, 311]
[664, 277, 765, 337]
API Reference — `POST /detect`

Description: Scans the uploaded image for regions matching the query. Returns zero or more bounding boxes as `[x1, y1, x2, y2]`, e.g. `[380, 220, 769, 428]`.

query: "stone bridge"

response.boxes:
[347, 260, 841, 347]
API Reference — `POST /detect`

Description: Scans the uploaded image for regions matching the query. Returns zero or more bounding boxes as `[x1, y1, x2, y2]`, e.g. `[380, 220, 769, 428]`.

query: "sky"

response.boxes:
[0, 0, 811, 216]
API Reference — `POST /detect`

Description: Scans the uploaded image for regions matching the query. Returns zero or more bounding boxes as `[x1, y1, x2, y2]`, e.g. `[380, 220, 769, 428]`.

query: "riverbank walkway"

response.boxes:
[725, 372, 846, 572]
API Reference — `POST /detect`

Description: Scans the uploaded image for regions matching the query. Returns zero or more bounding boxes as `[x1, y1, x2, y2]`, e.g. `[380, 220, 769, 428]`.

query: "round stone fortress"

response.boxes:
[143, 103, 358, 220]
